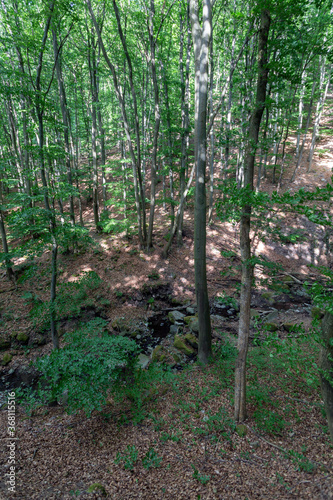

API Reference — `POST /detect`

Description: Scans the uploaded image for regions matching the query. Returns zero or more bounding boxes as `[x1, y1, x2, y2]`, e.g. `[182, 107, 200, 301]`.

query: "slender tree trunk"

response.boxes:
[87, 0, 145, 247]
[190, 0, 212, 365]
[147, 0, 160, 250]
[291, 80, 316, 182]
[235, 8, 271, 422]
[320, 312, 333, 444]
[308, 68, 330, 172]
[0, 209, 15, 282]
[52, 30, 75, 225]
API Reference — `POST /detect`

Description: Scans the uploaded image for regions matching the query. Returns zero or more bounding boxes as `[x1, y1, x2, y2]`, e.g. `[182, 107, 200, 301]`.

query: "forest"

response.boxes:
[0, 0, 333, 497]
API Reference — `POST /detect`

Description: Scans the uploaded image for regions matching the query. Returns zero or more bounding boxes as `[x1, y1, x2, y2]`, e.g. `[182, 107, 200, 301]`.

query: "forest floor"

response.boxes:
[1, 101, 333, 499]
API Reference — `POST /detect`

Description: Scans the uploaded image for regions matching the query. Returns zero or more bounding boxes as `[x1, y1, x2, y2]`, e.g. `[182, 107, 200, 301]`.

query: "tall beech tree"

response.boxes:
[234, 5, 271, 422]
[190, 0, 212, 365]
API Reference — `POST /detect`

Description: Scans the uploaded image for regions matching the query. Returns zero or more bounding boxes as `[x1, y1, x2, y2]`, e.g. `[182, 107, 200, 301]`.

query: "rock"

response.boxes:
[152, 345, 166, 362]
[170, 325, 180, 335]
[168, 310, 186, 324]
[236, 424, 248, 437]
[186, 307, 195, 315]
[138, 354, 150, 369]
[1, 353, 12, 366]
[281, 275, 294, 284]
[184, 333, 198, 349]
[174, 335, 194, 356]
[250, 309, 260, 319]
[0, 339, 11, 351]
[265, 311, 278, 322]
[283, 323, 297, 332]
[33, 334, 47, 346]
[311, 307, 324, 320]
[16, 332, 29, 344]
[261, 291, 274, 303]
[185, 316, 199, 333]
[264, 322, 278, 332]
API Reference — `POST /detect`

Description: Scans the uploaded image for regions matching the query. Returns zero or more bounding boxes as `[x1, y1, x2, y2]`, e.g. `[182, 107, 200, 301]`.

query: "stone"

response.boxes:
[174, 335, 194, 356]
[0, 339, 11, 351]
[87, 484, 107, 496]
[34, 334, 47, 346]
[1, 353, 12, 366]
[16, 332, 29, 344]
[170, 325, 180, 335]
[138, 354, 150, 369]
[283, 323, 297, 333]
[250, 309, 260, 319]
[265, 311, 278, 322]
[186, 307, 195, 315]
[168, 310, 185, 324]
[184, 316, 199, 333]
[281, 275, 294, 284]
[184, 333, 198, 349]
[311, 307, 324, 320]
[152, 345, 166, 362]
[264, 322, 278, 332]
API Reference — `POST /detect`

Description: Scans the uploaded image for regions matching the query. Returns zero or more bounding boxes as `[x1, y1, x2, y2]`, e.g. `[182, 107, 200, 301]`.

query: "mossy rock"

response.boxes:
[152, 345, 165, 362]
[172, 353, 181, 363]
[184, 333, 198, 349]
[311, 307, 324, 320]
[174, 335, 194, 356]
[33, 334, 47, 346]
[1, 353, 12, 366]
[281, 275, 294, 284]
[87, 483, 107, 496]
[168, 310, 185, 324]
[236, 424, 248, 437]
[283, 323, 297, 333]
[185, 316, 199, 333]
[261, 292, 274, 303]
[16, 332, 29, 344]
[264, 322, 278, 332]
[0, 338, 11, 351]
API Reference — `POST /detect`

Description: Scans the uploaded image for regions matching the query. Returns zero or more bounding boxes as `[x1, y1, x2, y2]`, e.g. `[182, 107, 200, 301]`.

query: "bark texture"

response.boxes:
[235, 8, 271, 422]
[320, 312, 333, 444]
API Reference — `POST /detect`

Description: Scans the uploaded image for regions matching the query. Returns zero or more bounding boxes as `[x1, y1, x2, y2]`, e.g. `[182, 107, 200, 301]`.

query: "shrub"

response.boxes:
[21, 319, 140, 416]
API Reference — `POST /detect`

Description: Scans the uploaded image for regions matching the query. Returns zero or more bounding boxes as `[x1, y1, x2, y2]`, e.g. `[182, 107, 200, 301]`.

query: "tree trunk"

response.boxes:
[190, 0, 212, 365]
[235, 8, 271, 422]
[147, 0, 160, 250]
[320, 312, 333, 444]
[52, 30, 75, 225]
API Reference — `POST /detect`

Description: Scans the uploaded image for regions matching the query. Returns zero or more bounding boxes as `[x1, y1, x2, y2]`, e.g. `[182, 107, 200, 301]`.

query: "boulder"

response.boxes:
[174, 335, 194, 356]
[184, 333, 198, 349]
[168, 310, 186, 324]
[184, 316, 199, 333]
[264, 322, 278, 332]
[16, 332, 29, 344]
[0, 338, 11, 350]
[1, 353, 12, 366]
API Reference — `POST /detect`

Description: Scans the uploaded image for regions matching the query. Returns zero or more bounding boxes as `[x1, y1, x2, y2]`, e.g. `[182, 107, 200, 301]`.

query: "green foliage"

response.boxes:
[215, 292, 238, 309]
[286, 450, 316, 473]
[191, 465, 210, 485]
[115, 445, 139, 470]
[252, 407, 286, 435]
[30, 271, 102, 331]
[114, 363, 176, 424]
[142, 448, 162, 469]
[19, 319, 140, 416]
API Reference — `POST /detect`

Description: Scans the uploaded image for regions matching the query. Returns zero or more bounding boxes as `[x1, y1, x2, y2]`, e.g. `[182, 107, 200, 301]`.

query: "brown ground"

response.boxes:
[1, 99, 333, 499]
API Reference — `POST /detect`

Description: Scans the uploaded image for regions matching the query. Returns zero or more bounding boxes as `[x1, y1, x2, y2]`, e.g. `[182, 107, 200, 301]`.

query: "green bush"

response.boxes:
[20, 319, 140, 416]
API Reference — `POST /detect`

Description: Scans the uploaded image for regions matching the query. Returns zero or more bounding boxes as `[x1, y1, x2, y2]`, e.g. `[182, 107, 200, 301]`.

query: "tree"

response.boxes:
[234, 5, 271, 422]
[190, 0, 212, 364]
